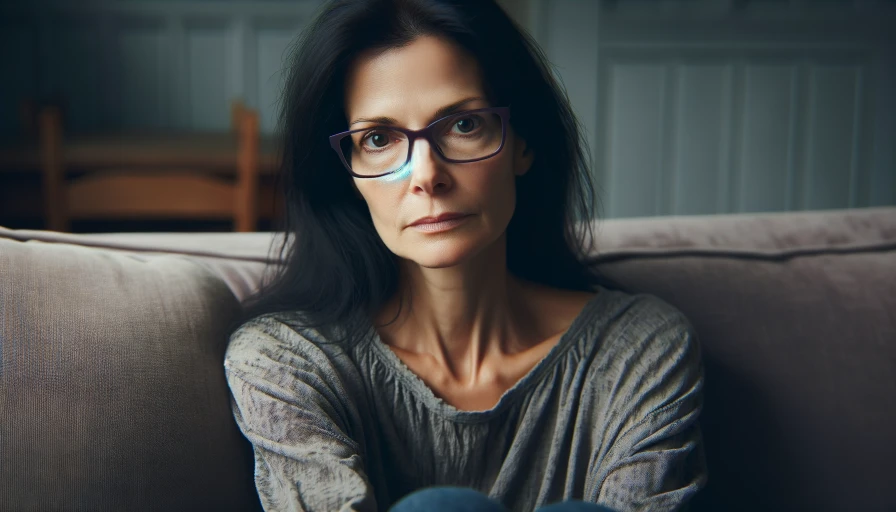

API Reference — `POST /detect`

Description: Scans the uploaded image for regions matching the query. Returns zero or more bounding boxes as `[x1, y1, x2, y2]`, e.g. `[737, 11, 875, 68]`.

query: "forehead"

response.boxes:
[344, 35, 486, 123]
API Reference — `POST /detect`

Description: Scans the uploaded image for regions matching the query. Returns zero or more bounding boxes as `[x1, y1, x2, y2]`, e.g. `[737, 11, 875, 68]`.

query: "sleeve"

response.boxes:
[223, 317, 377, 512]
[588, 312, 708, 512]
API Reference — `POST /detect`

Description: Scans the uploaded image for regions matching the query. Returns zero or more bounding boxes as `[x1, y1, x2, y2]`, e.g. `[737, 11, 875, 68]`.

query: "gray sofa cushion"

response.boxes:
[1, 206, 894, 512]
[0, 229, 277, 303]
[0, 238, 262, 511]
[584, 207, 896, 512]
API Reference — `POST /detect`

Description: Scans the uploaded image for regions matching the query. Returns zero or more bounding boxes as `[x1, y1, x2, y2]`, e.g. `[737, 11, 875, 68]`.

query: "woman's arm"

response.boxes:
[224, 318, 376, 512]
[587, 312, 708, 512]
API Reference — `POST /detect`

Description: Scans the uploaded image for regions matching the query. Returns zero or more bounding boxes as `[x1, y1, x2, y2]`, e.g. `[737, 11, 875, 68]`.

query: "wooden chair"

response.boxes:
[39, 101, 260, 232]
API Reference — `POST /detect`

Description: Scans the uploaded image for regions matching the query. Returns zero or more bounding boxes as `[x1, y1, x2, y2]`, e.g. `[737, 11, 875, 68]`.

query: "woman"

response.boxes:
[224, 0, 707, 511]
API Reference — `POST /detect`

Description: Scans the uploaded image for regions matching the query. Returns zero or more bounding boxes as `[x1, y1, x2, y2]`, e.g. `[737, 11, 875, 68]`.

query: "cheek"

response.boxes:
[354, 181, 403, 234]
[474, 157, 518, 210]
[354, 154, 518, 238]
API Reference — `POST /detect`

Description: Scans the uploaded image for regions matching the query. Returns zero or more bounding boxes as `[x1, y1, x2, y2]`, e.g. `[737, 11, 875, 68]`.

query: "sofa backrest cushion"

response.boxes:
[0, 238, 262, 511]
[2, 206, 894, 512]
[584, 207, 896, 512]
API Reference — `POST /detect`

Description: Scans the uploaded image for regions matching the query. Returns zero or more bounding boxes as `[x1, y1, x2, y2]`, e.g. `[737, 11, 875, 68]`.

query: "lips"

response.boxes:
[408, 212, 469, 227]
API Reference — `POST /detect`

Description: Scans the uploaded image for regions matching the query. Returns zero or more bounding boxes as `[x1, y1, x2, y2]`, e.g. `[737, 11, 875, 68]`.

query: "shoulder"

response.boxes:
[224, 313, 371, 461]
[225, 312, 357, 378]
[581, 287, 699, 361]
[570, 288, 703, 405]
[582, 289, 704, 428]
[522, 283, 698, 360]
[227, 312, 319, 357]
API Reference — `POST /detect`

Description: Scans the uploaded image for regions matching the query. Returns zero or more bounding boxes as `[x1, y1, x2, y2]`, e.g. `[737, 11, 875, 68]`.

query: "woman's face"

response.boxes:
[343, 35, 533, 269]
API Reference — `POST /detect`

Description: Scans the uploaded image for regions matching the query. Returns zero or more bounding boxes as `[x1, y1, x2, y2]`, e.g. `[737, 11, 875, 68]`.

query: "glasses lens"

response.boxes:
[433, 111, 504, 161]
[339, 128, 409, 177]
[337, 110, 505, 176]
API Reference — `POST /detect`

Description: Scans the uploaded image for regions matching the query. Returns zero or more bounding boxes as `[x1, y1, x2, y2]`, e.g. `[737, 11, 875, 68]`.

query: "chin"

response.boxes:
[411, 247, 475, 269]
[402, 234, 498, 269]
[416, 256, 468, 269]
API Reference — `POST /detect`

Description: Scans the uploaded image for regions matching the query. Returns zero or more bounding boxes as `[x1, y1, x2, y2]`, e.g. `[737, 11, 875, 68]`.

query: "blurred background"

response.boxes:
[0, 0, 893, 232]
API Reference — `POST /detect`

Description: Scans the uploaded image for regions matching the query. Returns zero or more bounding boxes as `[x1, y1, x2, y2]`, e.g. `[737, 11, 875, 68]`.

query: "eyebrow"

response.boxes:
[349, 97, 485, 127]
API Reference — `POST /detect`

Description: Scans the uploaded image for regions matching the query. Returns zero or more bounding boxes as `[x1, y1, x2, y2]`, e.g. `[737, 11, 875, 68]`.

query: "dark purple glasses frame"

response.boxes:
[328, 106, 511, 179]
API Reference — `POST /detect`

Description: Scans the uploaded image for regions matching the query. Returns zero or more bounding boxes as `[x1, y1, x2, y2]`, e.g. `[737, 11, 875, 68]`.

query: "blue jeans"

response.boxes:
[388, 487, 619, 512]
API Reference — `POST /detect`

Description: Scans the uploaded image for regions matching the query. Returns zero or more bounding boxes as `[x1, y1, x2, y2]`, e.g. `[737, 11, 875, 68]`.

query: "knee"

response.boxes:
[537, 502, 620, 512]
[389, 486, 507, 512]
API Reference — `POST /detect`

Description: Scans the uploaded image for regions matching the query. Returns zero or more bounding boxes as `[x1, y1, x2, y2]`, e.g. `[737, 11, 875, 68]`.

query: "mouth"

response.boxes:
[408, 212, 472, 232]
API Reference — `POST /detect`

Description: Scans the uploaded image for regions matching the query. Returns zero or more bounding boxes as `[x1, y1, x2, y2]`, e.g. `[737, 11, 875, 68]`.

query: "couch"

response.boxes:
[1, 206, 894, 512]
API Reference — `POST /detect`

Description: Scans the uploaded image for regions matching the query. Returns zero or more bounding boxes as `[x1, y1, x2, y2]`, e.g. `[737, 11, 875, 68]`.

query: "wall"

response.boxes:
[0, 0, 323, 135]
[1, 0, 893, 218]
[528, 0, 896, 216]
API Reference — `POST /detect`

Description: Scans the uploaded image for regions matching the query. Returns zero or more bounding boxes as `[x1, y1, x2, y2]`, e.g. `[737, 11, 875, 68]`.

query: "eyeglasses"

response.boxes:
[328, 107, 510, 178]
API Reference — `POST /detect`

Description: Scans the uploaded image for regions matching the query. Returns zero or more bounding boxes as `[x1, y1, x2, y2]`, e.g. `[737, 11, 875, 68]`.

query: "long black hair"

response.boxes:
[236, 0, 627, 343]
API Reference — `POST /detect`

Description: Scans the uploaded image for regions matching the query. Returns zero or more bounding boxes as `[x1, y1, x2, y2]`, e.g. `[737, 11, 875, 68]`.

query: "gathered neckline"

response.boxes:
[361, 287, 610, 423]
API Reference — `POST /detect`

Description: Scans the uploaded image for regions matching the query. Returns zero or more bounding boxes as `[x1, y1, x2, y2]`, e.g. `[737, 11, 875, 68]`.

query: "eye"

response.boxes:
[453, 116, 480, 134]
[362, 131, 391, 149]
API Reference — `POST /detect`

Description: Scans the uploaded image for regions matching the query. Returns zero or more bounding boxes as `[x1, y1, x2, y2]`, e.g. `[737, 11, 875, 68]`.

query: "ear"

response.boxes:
[512, 135, 534, 177]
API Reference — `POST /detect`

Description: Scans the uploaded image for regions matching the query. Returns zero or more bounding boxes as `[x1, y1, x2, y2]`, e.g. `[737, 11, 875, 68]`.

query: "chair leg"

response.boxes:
[235, 108, 259, 232]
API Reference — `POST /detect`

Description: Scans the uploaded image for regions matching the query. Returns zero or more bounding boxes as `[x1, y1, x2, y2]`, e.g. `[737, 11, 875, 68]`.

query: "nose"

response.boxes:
[407, 137, 452, 195]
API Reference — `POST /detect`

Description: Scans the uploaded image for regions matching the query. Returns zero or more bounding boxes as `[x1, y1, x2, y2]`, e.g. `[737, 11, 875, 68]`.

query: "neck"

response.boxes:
[376, 236, 537, 383]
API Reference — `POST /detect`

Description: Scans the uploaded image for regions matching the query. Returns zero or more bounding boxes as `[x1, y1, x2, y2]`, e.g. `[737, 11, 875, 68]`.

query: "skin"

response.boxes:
[344, 35, 595, 411]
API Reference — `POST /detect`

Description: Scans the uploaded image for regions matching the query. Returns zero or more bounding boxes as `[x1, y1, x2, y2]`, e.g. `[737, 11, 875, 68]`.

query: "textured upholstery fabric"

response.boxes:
[0, 228, 278, 303]
[584, 207, 896, 512]
[1, 206, 894, 512]
[0, 239, 263, 511]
